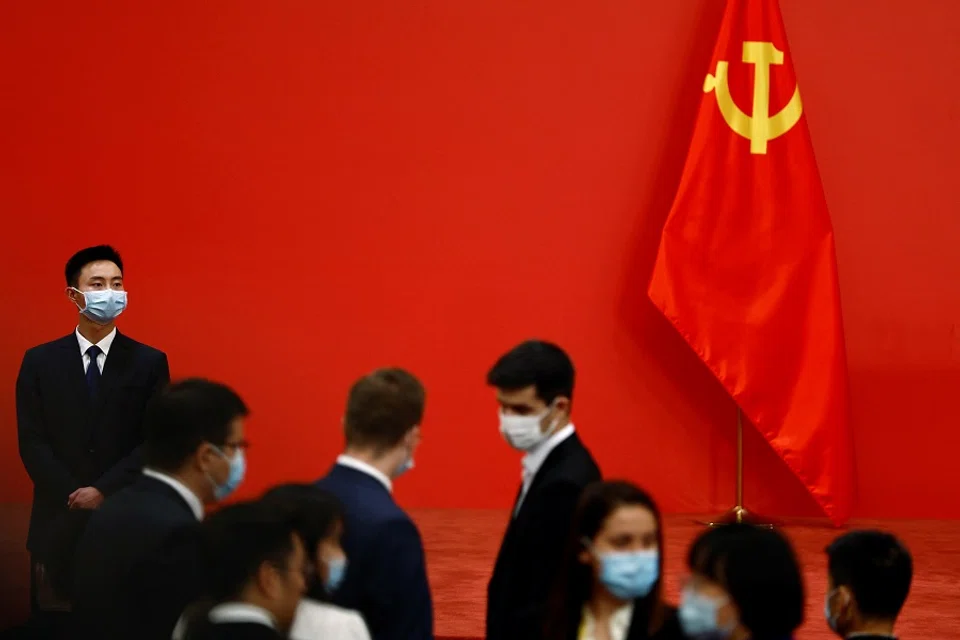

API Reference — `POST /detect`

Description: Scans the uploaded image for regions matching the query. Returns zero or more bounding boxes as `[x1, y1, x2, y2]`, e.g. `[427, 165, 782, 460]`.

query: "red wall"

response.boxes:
[1, 1, 958, 519]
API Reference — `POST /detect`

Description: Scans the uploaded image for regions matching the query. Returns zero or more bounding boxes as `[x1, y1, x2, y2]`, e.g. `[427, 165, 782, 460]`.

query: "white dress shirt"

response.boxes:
[336, 454, 392, 493]
[76, 327, 117, 374]
[291, 599, 371, 640]
[578, 602, 633, 640]
[208, 602, 277, 628]
[516, 423, 575, 513]
[142, 468, 205, 520]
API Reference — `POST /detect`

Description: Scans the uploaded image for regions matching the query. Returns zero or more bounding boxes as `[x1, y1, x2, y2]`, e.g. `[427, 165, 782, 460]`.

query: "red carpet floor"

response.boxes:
[2, 506, 958, 637]
[414, 509, 960, 640]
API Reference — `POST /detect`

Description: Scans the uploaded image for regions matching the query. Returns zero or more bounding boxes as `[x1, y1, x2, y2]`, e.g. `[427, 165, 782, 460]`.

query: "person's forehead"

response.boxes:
[80, 260, 122, 279]
[496, 386, 540, 405]
[602, 505, 657, 534]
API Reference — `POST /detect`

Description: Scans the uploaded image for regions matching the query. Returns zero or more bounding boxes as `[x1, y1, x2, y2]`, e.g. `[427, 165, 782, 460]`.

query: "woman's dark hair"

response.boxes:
[260, 483, 344, 601]
[687, 524, 804, 639]
[545, 481, 665, 640]
[181, 500, 300, 640]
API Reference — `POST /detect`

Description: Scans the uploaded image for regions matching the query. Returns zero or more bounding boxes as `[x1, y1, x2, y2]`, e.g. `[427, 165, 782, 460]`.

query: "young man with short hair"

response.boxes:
[825, 530, 913, 639]
[72, 378, 250, 640]
[180, 500, 308, 640]
[16, 245, 169, 626]
[485, 340, 602, 640]
[316, 367, 433, 640]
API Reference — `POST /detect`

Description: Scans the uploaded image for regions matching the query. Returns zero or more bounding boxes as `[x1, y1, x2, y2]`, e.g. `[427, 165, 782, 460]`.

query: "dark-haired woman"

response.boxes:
[679, 523, 804, 640]
[545, 481, 683, 640]
[261, 484, 371, 640]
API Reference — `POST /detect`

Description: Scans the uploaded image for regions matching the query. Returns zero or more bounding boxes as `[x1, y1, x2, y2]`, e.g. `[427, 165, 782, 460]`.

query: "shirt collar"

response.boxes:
[142, 469, 205, 520]
[208, 603, 276, 629]
[76, 327, 117, 356]
[580, 602, 634, 640]
[336, 454, 392, 492]
[522, 423, 575, 480]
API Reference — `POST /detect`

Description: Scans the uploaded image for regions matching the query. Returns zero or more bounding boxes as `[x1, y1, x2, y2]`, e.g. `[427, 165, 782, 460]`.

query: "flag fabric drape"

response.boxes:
[647, 0, 854, 524]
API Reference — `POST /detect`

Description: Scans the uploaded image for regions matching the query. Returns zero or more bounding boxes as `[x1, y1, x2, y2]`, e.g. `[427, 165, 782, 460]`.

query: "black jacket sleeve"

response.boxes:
[17, 349, 79, 501]
[93, 352, 170, 495]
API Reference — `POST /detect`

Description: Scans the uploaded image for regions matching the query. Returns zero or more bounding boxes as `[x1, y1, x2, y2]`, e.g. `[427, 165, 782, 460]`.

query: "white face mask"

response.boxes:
[499, 406, 556, 451]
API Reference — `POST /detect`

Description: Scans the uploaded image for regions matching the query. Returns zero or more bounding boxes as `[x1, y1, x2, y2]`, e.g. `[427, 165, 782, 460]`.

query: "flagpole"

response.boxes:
[701, 406, 774, 527]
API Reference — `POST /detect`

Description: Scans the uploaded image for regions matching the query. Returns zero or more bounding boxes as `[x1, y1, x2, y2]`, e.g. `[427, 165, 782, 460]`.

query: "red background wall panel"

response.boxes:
[0, 1, 957, 518]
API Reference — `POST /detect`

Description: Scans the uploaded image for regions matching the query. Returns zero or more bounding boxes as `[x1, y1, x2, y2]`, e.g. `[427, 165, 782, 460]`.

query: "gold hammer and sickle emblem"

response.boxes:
[703, 41, 803, 154]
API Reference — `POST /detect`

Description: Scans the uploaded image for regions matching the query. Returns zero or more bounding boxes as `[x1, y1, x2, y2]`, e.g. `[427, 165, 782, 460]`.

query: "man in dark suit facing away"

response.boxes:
[485, 340, 602, 640]
[15, 245, 169, 626]
[317, 368, 433, 640]
[72, 378, 250, 640]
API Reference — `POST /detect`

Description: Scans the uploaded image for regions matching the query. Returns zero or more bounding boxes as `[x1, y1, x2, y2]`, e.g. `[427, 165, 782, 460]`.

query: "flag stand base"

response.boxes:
[699, 505, 777, 528]
[697, 408, 777, 529]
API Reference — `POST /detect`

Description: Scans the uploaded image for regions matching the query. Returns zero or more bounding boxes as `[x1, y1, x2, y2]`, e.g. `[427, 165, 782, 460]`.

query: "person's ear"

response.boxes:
[196, 443, 221, 473]
[836, 585, 855, 618]
[553, 396, 571, 415]
[257, 562, 282, 600]
[405, 425, 422, 450]
[66, 287, 84, 309]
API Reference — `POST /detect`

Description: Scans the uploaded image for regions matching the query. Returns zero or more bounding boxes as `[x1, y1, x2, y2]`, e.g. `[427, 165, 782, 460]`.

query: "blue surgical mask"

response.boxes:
[394, 455, 414, 478]
[208, 447, 246, 501]
[72, 288, 127, 324]
[825, 588, 841, 633]
[597, 549, 659, 599]
[325, 556, 347, 593]
[678, 587, 736, 638]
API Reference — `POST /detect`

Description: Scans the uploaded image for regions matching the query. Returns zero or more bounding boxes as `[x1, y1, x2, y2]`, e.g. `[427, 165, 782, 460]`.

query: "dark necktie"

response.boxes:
[86, 345, 102, 397]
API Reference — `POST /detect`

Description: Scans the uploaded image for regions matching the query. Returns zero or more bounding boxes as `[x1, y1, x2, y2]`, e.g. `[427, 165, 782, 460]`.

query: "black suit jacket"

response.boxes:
[316, 463, 434, 640]
[71, 474, 205, 640]
[16, 331, 169, 555]
[486, 432, 601, 640]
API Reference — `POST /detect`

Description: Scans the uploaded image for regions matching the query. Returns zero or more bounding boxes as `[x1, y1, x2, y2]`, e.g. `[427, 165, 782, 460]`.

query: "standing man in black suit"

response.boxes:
[316, 368, 433, 640]
[72, 378, 250, 640]
[15, 245, 169, 624]
[485, 340, 602, 640]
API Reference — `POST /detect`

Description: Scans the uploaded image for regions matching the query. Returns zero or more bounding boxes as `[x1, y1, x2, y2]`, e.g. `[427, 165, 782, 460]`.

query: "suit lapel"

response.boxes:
[96, 332, 133, 410]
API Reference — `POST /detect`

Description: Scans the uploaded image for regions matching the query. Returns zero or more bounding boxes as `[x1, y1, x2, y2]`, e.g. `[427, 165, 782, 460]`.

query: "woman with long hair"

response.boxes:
[679, 523, 804, 640]
[545, 481, 683, 640]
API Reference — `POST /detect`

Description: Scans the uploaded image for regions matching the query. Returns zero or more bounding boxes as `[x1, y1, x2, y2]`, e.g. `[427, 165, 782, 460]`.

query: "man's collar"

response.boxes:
[142, 469, 205, 520]
[76, 326, 118, 355]
[208, 603, 276, 629]
[336, 454, 393, 492]
[522, 423, 576, 478]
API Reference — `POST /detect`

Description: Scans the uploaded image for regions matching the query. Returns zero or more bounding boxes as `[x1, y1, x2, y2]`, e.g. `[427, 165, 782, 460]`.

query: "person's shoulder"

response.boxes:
[293, 599, 370, 640]
[22, 334, 75, 360]
[116, 332, 166, 357]
[557, 431, 602, 482]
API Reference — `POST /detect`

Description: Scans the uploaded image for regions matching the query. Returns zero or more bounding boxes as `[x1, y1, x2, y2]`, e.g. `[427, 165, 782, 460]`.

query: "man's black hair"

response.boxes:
[65, 245, 124, 287]
[826, 530, 912, 621]
[486, 340, 575, 404]
[142, 378, 249, 472]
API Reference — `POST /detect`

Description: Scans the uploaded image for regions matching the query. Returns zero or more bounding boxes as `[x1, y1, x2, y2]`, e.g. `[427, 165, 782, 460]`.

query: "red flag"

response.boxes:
[648, 0, 854, 524]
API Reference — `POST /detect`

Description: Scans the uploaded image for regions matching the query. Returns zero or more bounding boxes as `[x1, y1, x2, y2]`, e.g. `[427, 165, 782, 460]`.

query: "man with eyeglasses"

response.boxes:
[72, 378, 250, 640]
